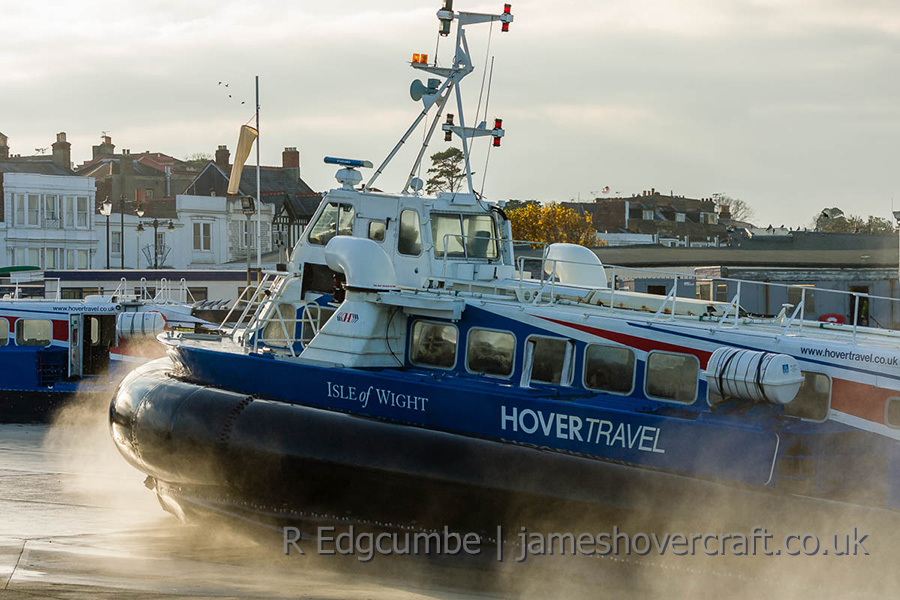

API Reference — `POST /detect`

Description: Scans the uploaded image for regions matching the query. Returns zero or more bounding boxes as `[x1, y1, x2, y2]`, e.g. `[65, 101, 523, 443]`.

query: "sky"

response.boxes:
[2, 0, 899, 227]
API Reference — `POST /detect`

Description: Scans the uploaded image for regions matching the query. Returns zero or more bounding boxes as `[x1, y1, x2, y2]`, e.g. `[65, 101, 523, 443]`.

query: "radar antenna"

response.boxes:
[364, 2, 513, 196]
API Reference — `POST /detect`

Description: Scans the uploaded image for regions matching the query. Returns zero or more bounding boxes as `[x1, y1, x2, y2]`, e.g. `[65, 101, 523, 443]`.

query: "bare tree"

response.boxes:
[714, 194, 755, 224]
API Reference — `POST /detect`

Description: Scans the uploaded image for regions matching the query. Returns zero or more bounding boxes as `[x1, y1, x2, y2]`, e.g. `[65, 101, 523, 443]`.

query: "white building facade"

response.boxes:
[0, 172, 98, 269]
[94, 194, 275, 270]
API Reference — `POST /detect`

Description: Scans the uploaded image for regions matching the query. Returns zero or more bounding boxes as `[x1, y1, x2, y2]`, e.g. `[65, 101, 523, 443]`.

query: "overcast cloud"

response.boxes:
[2, 0, 899, 226]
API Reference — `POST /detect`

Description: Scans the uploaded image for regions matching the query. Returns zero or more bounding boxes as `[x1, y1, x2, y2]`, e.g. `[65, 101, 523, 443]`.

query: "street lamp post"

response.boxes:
[137, 217, 174, 269]
[99, 198, 113, 269]
[241, 197, 256, 287]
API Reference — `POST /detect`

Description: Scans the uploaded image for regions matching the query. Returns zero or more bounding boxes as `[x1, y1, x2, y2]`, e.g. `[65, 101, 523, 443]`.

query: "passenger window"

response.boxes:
[783, 372, 831, 422]
[584, 344, 635, 394]
[308, 203, 354, 245]
[0, 318, 7, 346]
[645, 352, 698, 403]
[410, 321, 457, 369]
[398, 210, 422, 255]
[368, 220, 386, 242]
[887, 398, 900, 429]
[16, 319, 52, 347]
[263, 303, 297, 347]
[525, 336, 573, 386]
[467, 328, 515, 377]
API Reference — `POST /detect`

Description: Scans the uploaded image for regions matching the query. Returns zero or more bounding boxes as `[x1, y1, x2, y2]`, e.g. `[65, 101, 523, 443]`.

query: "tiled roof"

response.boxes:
[0, 160, 72, 176]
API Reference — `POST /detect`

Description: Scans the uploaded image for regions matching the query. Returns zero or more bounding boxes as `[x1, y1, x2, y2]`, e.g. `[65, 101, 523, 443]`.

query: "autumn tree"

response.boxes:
[813, 208, 895, 234]
[425, 147, 466, 195]
[714, 194, 755, 223]
[507, 202, 598, 247]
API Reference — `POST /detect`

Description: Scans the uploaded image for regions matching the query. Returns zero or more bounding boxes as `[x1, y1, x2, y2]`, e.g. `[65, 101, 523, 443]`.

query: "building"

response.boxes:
[585, 233, 900, 328]
[565, 189, 730, 247]
[94, 194, 275, 270]
[76, 135, 201, 208]
[184, 145, 321, 255]
[1, 132, 99, 269]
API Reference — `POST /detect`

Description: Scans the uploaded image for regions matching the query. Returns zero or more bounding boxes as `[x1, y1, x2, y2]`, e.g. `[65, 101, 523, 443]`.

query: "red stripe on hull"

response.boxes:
[539, 317, 713, 367]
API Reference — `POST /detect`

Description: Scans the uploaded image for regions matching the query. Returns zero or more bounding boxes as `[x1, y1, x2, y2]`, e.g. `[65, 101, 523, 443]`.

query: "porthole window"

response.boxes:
[783, 372, 831, 422]
[645, 351, 699, 404]
[410, 321, 457, 369]
[16, 319, 52, 347]
[886, 398, 900, 429]
[584, 344, 635, 394]
[0, 318, 8, 346]
[467, 328, 515, 377]
[524, 336, 574, 386]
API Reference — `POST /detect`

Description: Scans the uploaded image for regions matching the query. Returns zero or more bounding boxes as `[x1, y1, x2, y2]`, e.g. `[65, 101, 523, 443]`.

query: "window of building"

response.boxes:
[77, 249, 89, 269]
[523, 336, 574, 386]
[16, 319, 52, 346]
[76, 197, 88, 227]
[45, 248, 58, 269]
[675, 212, 686, 223]
[398, 209, 422, 255]
[111, 231, 122, 255]
[27, 194, 40, 226]
[646, 284, 667, 296]
[466, 328, 515, 377]
[368, 220, 386, 242]
[145, 189, 154, 199]
[787, 285, 816, 314]
[15, 195, 25, 225]
[27, 248, 40, 267]
[886, 398, 900, 429]
[645, 351, 699, 404]
[0, 318, 8, 346]
[156, 232, 166, 254]
[44, 195, 59, 224]
[696, 280, 712, 301]
[239, 220, 254, 249]
[193, 222, 212, 251]
[715, 283, 728, 302]
[65, 250, 75, 269]
[431, 213, 498, 259]
[642, 209, 654, 221]
[410, 320, 457, 369]
[783, 372, 830, 422]
[584, 344, 635, 394]
[308, 203, 354, 245]
[64, 197, 75, 228]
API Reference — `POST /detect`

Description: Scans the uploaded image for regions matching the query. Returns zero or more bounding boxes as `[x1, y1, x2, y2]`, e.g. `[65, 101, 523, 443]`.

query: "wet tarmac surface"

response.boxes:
[0, 423, 495, 600]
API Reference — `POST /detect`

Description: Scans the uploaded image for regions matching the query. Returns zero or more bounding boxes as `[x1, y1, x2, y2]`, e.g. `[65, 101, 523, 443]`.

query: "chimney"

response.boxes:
[282, 147, 300, 182]
[51, 132, 72, 170]
[215, 145, 230, 169]
[120, 153, 134, 176]
[92, 135, 115, 159]
[0, 132, 8, 160]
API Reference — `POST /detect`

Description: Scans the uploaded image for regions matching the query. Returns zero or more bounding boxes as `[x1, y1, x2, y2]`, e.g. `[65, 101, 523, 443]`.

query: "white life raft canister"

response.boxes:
[706, 347, 803, 405]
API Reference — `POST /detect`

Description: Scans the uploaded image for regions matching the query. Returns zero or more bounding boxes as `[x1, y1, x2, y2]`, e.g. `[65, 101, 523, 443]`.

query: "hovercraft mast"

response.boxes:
[363, 1, 513, 196]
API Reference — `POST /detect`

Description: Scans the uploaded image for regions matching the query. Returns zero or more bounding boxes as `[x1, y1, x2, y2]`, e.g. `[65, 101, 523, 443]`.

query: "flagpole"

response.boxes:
[255, 75, 262, 281]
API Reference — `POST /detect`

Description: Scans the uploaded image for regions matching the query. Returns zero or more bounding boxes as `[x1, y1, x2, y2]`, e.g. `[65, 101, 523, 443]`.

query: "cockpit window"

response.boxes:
[308, 203, 354, 245]
[431, 213, 497, 259]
